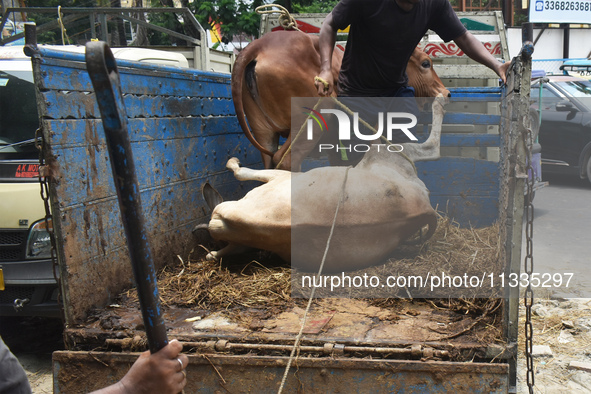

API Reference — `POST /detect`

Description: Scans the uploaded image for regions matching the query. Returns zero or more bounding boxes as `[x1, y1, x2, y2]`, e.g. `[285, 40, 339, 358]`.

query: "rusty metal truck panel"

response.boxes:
[53, 351, 509, 393]
[27, 45, 261, 324]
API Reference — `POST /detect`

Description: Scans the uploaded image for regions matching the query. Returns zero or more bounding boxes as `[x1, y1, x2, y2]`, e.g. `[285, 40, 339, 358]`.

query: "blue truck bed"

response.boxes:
[26, 44, 532, 393]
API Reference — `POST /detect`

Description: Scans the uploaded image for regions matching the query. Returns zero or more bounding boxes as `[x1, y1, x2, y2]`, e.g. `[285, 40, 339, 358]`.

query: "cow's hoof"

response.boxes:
[206, 251, 219, 261]
[434, 93, 449, 107]
[226, 157, 240, 171]
[192, 223, 210, 234]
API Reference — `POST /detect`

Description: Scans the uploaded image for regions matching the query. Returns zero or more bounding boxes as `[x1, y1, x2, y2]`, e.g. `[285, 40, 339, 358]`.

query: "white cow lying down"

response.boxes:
[202, 96, 446, 273]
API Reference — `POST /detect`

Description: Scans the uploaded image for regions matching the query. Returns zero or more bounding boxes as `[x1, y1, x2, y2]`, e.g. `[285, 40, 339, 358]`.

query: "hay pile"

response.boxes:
[291, 213, 503, 300]
[125, 214, 502, 317]
[145, 254, 293, 310]
[380, 212, 503, 299]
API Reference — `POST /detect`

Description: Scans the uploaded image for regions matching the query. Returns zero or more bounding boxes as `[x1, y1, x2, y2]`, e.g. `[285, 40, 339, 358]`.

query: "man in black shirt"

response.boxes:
[316, 0, 510, 97]
[312, 0, 510, 165]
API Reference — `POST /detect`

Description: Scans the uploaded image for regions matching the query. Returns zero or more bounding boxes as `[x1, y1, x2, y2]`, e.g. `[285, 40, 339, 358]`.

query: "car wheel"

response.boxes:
[586, 155, 591, 185]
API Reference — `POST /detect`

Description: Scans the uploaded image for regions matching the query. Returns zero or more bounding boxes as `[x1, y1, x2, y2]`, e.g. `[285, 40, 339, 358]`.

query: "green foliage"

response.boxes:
[145, 0, 186, 45]
[271, 0, 337, 12]
[291, 0, 338, 13]
[188, 0, 337, 40]
[141, 0, 339, 46]
[191, 0, 265, 40]
[24, 0, 95, 6]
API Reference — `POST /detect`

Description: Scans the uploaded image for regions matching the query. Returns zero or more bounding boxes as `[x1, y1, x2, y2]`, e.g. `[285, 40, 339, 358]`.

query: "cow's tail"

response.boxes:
[231, 42, 274, 157]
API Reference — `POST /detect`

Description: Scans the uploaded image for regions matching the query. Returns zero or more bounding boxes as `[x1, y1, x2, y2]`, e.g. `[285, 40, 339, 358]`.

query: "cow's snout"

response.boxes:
[435, 86, 451, 100]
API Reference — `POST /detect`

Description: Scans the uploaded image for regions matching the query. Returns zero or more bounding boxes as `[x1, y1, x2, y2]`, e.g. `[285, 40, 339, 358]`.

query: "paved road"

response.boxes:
[526, 172, 591, 298]
[0, 316, 61, 393]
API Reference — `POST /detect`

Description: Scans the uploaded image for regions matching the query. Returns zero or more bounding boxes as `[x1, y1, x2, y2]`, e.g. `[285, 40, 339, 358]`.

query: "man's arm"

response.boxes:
[92, 339, 188, 394]
[453, 31, 511, 84]
[316, 12, 338, 96]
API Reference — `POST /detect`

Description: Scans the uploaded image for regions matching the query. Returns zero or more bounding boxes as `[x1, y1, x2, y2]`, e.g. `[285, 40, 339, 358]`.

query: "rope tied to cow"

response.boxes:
[274, 97, 324, 169]
[329, 96, 418, 173]
[255, 4, 301, 31]
[314, 76, 330, 92]
[275, 95, 417, 173]
[276, 165, 352, 394]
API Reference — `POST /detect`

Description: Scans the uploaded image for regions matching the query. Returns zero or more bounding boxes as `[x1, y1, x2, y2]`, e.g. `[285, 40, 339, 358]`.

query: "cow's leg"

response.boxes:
[401, 94, 446, 162]
[206, 243, 253, 261]
[288, 97, 337, 171]
[226, 157, 286, 183]
[273, 133, 292, 170]
[245, 128, 278, 169]
[272, 107, 324, 172]
[261, 152, 272, 169]
[242, 89, 281, 169]
[254, 131, 279, 169]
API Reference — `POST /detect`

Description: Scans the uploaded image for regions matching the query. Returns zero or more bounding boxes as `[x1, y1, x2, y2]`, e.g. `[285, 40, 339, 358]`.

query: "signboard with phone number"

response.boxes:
[530, 0, 591, 23]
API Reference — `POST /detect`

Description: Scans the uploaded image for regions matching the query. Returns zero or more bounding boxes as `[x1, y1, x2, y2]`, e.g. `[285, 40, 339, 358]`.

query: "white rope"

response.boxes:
[329, 96, 417, 173]
[276, 95, 417, 172]
[276, 166, 351, 394]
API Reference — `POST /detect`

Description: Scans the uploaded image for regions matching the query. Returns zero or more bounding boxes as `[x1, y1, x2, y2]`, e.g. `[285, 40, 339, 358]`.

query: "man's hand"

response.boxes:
[93, 339, 188, 394]
[316, 12, 338, 96]
[315, 70, 335, 96]
[497, 61, 511, 85]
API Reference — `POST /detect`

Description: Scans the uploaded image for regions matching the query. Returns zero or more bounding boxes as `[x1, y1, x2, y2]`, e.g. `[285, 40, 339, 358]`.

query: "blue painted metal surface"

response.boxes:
[449, 87, 503, 94]
[416, 158, 499, 227]
[85, 42, 168, 353]
[418, 112, 501, 125]
[417, 90, 502, 227]
[438, 133, 499, 147]
[28, 45, 262, 323]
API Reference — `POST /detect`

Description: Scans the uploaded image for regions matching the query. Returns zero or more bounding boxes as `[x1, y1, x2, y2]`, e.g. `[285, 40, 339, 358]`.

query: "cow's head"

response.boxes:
[407, 48, 451, 98]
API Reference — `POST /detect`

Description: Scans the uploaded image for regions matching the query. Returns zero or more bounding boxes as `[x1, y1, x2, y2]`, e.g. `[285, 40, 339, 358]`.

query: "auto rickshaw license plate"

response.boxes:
[0, 268, 4, 291]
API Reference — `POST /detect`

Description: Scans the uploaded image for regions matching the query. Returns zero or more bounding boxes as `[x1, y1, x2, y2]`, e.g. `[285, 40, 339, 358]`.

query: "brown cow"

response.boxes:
[232, 29, 449, 171]
[202, 95, 446, 273]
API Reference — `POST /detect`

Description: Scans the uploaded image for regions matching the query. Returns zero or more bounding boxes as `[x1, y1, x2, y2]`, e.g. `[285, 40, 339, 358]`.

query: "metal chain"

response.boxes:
[523, 119, 535, 393]
[35, 127, 64, 321]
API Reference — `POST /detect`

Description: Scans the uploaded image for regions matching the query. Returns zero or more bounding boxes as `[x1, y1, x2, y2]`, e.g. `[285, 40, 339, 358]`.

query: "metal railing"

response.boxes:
[0, 7, 205, 47]
[532, 58, 587, 75]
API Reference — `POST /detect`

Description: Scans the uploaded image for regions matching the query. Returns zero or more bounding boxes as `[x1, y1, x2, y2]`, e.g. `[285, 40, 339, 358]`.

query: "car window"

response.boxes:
[531, 83, 561, 110]
[556, 80, 591, 97]
[0, 68, 38, 159]
[554, 80, 591, 111]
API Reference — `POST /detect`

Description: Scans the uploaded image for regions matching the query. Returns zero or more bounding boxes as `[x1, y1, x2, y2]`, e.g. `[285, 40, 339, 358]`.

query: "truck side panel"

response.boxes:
[29, 47, 261, 325]
[53, 351, 509, 393]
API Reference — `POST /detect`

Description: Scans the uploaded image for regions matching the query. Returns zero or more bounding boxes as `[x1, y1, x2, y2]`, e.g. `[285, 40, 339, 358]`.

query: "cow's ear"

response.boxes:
[202, 182, 224, 210]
